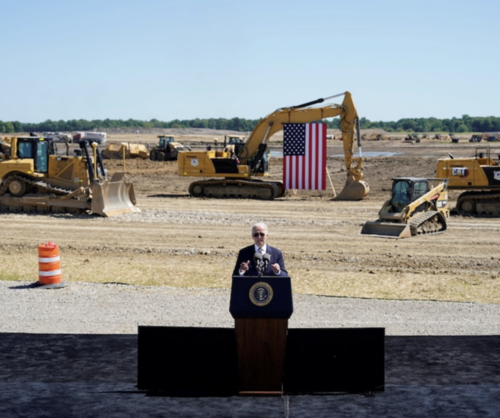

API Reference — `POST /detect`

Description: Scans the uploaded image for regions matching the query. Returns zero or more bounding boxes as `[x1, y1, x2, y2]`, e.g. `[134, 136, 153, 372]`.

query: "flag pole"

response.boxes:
[326, 168, 336, 197]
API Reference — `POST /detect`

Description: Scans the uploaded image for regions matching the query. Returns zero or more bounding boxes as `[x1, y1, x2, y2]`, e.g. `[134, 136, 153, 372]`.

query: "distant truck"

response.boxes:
[469, 133, 500, 143]
[72, 132, 107, 144]
[41, 132, 72, 142]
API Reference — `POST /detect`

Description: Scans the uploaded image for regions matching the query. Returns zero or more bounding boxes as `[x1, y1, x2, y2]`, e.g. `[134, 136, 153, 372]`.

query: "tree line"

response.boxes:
[1, 115, 499, 134]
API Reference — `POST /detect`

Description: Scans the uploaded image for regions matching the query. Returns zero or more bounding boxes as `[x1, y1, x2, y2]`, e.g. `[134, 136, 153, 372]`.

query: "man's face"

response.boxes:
[252, 226, 268, 248]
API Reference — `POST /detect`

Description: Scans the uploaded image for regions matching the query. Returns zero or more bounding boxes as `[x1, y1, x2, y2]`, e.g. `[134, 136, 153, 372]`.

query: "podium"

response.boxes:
[229, 275, 293, 394]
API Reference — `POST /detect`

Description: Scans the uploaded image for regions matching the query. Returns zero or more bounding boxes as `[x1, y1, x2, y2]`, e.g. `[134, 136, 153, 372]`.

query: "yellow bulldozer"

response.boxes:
[361, 177, 449, 238]
[101, 142, 150, 159]
[0, 136, 139, 217]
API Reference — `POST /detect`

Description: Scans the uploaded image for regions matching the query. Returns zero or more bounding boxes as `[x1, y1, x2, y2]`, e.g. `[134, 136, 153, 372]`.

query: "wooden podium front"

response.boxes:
[229, 276, 293, 395]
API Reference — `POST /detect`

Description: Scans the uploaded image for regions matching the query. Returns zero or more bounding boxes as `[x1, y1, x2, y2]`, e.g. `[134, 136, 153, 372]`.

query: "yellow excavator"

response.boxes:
[177, 91, 369, 200]
[437, 147, 500, 216]
[0, 136, 139, 217]
[361, 178, 449, 238]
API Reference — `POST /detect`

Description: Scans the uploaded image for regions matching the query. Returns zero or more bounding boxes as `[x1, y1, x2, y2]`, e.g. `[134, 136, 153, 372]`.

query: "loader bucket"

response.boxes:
[334, 177, 370, 200]
[360, 221, 412, 238]
[91, 172, 141, 217]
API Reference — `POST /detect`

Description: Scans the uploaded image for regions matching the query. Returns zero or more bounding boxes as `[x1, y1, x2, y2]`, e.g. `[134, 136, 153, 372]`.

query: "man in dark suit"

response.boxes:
[233, 222, 288, 277]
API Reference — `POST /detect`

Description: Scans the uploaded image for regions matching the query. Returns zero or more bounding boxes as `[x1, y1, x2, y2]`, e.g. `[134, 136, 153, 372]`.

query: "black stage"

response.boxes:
[0, 333, 499, 417]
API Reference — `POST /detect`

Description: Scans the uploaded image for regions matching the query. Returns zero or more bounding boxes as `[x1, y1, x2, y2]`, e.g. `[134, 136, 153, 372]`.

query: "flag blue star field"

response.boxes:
[283, 123, 327, 190]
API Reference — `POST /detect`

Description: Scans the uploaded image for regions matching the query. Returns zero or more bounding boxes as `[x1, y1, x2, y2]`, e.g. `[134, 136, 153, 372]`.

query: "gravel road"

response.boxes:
[1, 280, 499, 336]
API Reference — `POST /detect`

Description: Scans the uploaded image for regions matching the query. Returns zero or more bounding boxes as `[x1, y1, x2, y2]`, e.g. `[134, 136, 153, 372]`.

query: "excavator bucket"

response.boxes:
[360, 221, 412, 238]
[90, 172, 140, 217]
[334, 177, 370, 201]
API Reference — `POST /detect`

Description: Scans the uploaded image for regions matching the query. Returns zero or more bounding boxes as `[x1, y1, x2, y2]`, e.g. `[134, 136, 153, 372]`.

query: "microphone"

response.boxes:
[253, 252, 262, 265]
[254, 252, 263, 276]
[262, 253, 271, 269]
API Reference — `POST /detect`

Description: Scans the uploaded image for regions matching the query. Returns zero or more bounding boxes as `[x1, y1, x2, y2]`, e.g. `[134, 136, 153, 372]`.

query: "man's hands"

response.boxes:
[240, 260, 280, 275]
[240, 260, 250, 273]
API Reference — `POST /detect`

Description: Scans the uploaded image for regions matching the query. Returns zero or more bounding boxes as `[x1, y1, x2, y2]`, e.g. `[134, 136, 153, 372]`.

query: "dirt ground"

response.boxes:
[1, 133, 500, 304]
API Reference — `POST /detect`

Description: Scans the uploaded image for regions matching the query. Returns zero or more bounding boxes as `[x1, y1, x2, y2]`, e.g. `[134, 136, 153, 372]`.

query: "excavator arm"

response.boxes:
[237, 91, 368, 200]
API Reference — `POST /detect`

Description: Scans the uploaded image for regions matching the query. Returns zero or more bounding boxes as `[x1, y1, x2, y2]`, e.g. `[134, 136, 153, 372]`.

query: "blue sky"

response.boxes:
[1, 0, 498, 123]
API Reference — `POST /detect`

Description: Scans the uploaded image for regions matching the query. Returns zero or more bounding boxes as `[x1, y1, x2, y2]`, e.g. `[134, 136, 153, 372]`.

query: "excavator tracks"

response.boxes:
[0, 175, 89, 215]
[409, 210, 447, 236]
[456, 191, 500, 217]
[188, 179, 285, 200]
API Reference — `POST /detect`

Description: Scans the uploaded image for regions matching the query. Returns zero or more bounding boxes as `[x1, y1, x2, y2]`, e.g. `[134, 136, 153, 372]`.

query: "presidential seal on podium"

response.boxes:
[249, 282, 273, 307]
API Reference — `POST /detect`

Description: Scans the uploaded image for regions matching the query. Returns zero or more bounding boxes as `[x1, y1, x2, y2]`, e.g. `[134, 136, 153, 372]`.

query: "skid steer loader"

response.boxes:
[360, 178, 449, 238]
[0, 136, 139, 217]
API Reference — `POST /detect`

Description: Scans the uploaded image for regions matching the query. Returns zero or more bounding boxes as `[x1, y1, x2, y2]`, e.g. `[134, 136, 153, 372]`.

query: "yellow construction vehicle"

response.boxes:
[361, 178, 449, 238]
[433, 134, 451, 141]
[437, 147, 500, 216]
[366, 133, 386, 141]
[0, 136, 139, 217]
[149, 135, 185, 161]
[177, 91, 369, 200]
[362, 133, 386, 141]
[101, 142, 150, 159]
[404, 134, 421, 144]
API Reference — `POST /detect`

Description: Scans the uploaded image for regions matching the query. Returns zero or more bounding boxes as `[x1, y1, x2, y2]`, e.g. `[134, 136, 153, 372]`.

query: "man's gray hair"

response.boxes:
[251, 222, 269, 235]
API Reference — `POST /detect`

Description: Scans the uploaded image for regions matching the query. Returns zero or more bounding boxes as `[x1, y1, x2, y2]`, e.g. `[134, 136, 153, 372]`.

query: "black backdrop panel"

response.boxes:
[284, 328, 385, 394]
[137, 326, 238, 395]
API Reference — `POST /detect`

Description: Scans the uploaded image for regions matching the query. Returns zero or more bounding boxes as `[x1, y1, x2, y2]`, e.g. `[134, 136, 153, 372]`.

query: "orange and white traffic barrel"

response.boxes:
[38, 241, 65, 288]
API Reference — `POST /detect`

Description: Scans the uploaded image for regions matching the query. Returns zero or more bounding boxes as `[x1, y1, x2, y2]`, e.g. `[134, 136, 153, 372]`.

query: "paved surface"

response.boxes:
[0, 333, 499, 417]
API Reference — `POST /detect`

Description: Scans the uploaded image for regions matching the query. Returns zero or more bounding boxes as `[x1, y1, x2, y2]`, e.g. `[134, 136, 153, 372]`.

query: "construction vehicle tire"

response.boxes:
[458, 198, 476, 215]
[8, 179, 26, 196]
[149, 151, 156, 161]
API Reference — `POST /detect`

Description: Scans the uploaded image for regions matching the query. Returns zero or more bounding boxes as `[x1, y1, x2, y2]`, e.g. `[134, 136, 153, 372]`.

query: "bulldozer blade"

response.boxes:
[360, 221, 412, 238]
[334, 178, 370, 200]
[91, 172, 141, 217]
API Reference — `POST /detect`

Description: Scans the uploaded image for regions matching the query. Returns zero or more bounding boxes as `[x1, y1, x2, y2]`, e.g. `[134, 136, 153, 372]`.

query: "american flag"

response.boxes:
[283, 123, 327, 190]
